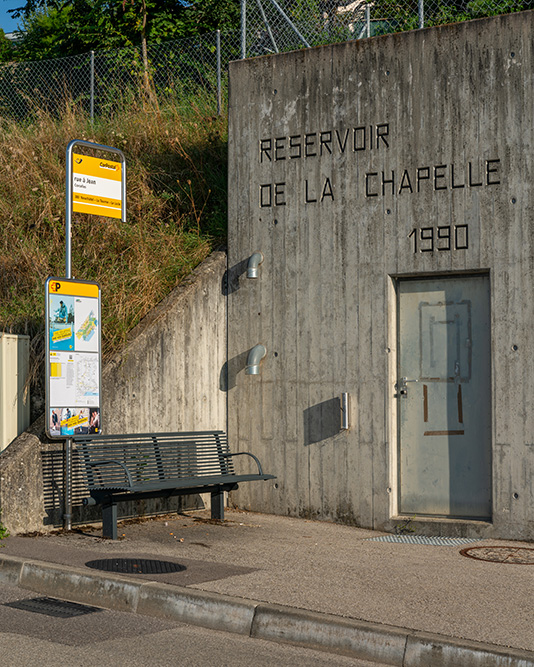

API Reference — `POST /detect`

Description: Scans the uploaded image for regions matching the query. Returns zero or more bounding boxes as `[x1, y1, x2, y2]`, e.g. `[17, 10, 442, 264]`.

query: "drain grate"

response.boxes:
[367, 535, 484, 546]
[460, 546, 534, 564]
[85, 558, 186, 574]
[5, 597, 101, 618]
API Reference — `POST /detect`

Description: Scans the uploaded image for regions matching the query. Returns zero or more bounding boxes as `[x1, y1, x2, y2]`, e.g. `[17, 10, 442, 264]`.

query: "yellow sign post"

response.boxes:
[59, 140, 124, 530]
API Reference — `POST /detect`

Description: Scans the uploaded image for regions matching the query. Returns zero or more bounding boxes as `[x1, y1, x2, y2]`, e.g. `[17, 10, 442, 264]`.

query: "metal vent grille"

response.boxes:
[4, 597, 101, 618]
[367, 535, 484, 546]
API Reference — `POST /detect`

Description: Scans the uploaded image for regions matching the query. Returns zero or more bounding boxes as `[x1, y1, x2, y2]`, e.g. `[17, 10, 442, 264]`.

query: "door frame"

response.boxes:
[387, 270, 493, 522]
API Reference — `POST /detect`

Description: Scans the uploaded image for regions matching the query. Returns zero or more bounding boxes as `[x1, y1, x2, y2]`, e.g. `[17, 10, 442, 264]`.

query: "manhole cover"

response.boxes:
[4, 597, 101, 618]
[85, 558, 186, 574]
[460, 546, 534, 564]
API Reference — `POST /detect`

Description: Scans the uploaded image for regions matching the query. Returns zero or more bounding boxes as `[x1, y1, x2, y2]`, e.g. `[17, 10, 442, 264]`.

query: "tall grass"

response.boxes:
[0, 96, 228, 420]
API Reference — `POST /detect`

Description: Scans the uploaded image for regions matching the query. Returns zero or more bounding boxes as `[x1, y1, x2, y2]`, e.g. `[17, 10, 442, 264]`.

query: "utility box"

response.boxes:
[0, 334, 30, 451]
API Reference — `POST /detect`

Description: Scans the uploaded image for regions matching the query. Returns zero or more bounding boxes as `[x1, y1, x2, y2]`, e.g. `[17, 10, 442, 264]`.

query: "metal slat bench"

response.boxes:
[74, 431, 275, 539]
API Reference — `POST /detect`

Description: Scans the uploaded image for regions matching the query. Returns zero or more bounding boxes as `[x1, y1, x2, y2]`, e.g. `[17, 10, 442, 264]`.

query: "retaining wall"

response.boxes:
[0, 250, 227, 533]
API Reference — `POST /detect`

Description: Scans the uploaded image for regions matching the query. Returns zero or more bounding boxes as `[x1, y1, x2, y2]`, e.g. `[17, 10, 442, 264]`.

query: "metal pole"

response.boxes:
[64, 438, 72, 530]
[366, 4, 371, 38]
[241, 0, 246, 59]
[216, 30, 221, 115]
[65, 150, 73, 280]
[265, 0, 311, 48]
[257, 0, 279, 53]
[418, 0, 424, 29]
[90, 50, 95, 124]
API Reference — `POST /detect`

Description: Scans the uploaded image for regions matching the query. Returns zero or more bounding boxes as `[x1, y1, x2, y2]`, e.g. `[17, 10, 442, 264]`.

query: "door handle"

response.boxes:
[398, 377, 418, 395]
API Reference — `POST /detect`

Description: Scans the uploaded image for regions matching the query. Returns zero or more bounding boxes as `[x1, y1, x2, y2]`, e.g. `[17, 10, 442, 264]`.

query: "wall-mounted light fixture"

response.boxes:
[247, 252, 264, 279]
[246, 344, 267, 375]
[340, 392, 351, 430]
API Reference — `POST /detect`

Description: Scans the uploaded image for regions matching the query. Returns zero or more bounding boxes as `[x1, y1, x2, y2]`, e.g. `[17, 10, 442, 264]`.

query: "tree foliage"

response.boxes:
[0, 29, 14, 61]
[7, 0, 240, 61]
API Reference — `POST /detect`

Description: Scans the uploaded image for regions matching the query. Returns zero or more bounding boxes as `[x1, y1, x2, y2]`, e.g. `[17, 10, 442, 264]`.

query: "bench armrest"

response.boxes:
[86, 459, 134, 489]
[221, 452, 266, 476]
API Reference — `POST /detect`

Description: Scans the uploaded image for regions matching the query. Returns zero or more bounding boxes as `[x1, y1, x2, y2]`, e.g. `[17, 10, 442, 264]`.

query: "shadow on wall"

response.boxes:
[220, 350, 249, 392]
[223, 258, 249, 296]
[304, 397, 342, 446]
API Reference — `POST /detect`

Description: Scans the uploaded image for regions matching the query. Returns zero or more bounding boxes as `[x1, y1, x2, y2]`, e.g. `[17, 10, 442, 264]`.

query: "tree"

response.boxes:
[0, 29, 15, 62]
[9, 0, 240, 61]
[181, 0, 240, 35]
[15, 5, 86, 60]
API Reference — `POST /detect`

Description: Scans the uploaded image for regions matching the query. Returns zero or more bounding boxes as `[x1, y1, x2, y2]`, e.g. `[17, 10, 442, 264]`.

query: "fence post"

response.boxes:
[90, 50, 95, 123]
[216, 30, 222, 115]
[366, 4, 371, 38]
[241, 0, 246, 58]
[418, 0, 424, 29]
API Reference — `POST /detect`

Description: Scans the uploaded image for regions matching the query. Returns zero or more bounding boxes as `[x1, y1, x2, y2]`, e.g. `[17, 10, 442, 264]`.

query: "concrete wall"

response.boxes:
[0, 251, 227, 533]
[227, 12, 534, 539]
[102, 250, 227, 434]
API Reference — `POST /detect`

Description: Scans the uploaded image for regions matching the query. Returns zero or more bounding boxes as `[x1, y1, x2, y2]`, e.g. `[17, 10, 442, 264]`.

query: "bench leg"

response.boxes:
[102, 501, 118, 540]
[211, 488, 224, 521]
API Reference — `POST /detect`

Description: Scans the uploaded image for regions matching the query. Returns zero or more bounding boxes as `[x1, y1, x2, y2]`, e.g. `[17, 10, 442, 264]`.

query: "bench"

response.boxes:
[74, 430, 276, 539]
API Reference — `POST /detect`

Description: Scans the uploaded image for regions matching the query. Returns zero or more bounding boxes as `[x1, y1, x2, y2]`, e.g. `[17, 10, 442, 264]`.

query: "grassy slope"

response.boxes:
[0, 98, 228, 419]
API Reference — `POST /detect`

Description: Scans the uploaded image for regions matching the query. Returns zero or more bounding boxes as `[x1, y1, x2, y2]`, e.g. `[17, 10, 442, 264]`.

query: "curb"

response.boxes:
[0, 554, 533, 667]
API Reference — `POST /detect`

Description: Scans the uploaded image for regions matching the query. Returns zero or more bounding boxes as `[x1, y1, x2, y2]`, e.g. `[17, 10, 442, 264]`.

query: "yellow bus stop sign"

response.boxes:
[72, 153, 123, 219]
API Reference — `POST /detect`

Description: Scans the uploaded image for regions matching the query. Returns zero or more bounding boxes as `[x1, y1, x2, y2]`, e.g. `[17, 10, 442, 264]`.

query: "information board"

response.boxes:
[46, 277, 101, 439]
[72, 153, 123, 219]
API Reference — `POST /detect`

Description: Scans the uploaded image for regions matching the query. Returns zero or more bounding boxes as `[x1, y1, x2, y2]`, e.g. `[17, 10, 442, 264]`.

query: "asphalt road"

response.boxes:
[0, 582, 387, 666]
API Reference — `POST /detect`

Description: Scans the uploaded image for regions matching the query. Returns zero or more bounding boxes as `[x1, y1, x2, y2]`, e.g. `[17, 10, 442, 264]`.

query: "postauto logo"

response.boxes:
[49, 281, 62, 293]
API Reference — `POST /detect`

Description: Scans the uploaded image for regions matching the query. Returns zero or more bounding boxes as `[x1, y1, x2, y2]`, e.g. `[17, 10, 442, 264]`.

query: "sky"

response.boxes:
[1, 0, 23, 34]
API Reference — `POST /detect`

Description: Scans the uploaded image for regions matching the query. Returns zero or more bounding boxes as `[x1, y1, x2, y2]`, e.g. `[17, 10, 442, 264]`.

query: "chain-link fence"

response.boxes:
[0, 31, 242, 121]
[243, 0, 532, 55]
[0, 1, 531, 121]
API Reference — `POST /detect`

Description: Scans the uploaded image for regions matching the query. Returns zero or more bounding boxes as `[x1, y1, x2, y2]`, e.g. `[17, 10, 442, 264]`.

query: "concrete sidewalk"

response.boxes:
[0, 509, 533, 666]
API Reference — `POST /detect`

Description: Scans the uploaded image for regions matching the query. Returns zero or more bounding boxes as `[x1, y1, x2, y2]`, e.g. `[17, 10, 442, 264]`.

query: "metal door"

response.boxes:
[397, 275, 491, 518]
